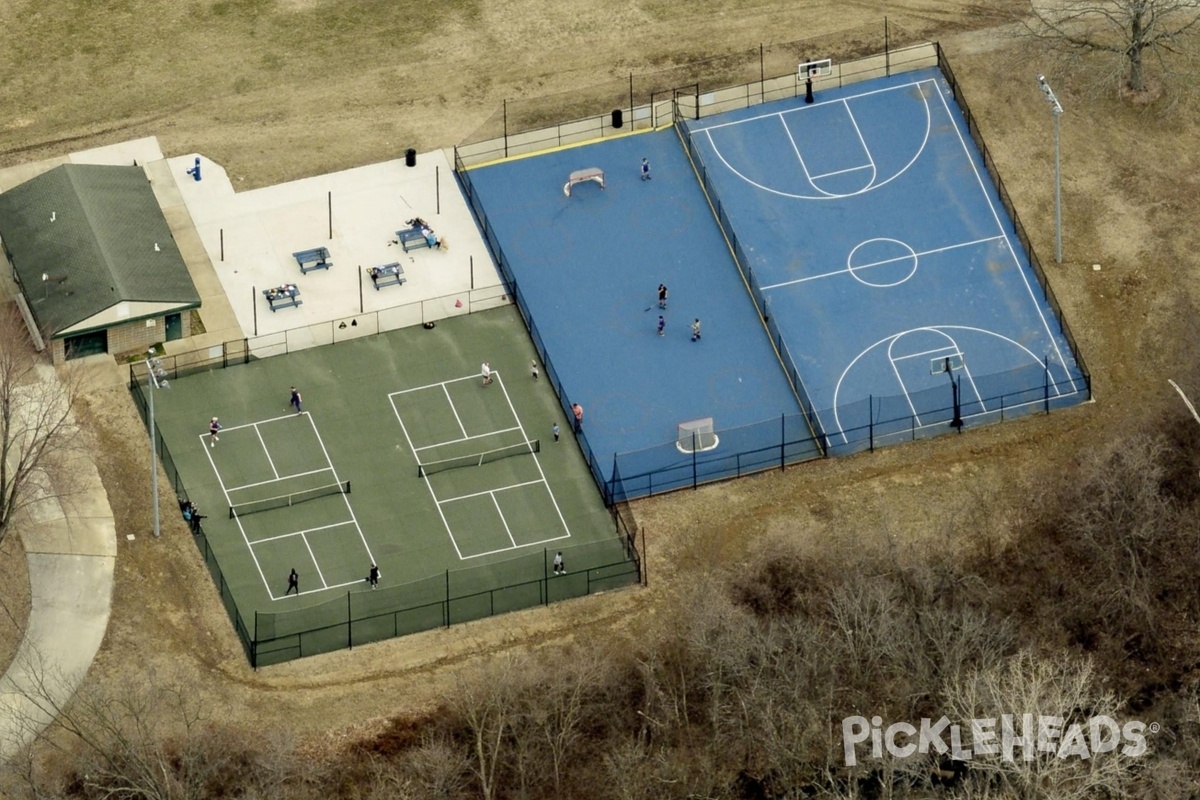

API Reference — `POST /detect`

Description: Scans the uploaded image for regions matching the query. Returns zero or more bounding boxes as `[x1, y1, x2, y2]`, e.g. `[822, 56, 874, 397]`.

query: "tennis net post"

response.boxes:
[417, 439, 540, 478]
[228, 480, 351, 518]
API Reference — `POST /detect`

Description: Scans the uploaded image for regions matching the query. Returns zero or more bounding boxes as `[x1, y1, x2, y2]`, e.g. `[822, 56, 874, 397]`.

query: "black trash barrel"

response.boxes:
[611, 109, 623, 129]
[405, 148, 417, 167]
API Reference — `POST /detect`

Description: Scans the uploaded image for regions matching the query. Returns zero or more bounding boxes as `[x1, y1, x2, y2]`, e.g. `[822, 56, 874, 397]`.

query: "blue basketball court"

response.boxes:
[682, 69, 1087, 449]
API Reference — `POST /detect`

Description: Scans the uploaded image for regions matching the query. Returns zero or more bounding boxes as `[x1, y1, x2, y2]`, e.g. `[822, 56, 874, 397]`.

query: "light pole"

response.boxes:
[144, 348, 170, 537]
[1038, 74, 1064, 264]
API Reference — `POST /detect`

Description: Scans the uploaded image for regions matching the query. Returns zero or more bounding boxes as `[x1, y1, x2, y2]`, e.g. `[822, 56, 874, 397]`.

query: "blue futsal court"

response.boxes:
[464, 129, 815, 496]
[462, 66, 1087, 497]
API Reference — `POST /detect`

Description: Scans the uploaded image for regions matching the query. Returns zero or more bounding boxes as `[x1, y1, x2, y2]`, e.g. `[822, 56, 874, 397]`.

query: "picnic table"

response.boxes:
[397, 224, 441, 252]
[292, 247, 332, 273]
[263, 284, 302, 311]
[367, 262, 407, 290]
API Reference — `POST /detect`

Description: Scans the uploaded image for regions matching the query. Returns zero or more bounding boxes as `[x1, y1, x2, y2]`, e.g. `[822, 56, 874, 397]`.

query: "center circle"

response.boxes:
[846, 238, 918, 288]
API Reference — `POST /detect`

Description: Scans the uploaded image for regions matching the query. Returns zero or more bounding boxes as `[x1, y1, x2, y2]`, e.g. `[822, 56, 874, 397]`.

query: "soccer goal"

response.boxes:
[676, 417, 719, 454]
[563, 167, 605, 197]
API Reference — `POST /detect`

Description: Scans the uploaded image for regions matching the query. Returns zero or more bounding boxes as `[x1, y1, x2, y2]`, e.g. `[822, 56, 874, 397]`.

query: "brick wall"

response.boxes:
[53, 313, 193, 364]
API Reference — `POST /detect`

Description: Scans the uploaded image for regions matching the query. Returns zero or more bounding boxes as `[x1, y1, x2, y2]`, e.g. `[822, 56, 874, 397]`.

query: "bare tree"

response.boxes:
[1026, 0, 1200, 95]
[450, 652, 526, 800]
[0, 302, 84, 546]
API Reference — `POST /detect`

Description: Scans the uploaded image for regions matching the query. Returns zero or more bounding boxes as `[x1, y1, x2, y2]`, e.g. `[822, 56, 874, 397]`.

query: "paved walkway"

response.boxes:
[0, 362, 117, 761]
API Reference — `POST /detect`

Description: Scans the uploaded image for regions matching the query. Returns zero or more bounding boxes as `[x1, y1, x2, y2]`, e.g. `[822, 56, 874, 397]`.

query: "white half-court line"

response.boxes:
[702, 78, 934, 201]
[760, 235, 1005, 291]
[931, 80, 1079, 393]
[305, 412, 375, 570]
[215, 412, 302, 433]
[462, 532, 572, 562]
[299, 532, 328, 589]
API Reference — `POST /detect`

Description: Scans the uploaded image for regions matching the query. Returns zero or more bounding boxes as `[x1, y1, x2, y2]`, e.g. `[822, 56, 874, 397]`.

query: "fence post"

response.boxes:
[692, 431, 698, 489]
[869, 395, 874, 451]
[780, 413, 785, 470]
[543, 548, 549, 606]
[253, 611, 259, 671]
[1044, 357, 1051, 413]
[445, 570, 451, 627]
[347, 592, 353, 650]
[884, 16, 890, 76]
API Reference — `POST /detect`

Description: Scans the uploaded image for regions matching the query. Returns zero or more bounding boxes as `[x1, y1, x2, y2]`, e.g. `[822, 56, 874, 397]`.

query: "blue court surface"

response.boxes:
[682, 68, 1087, 450]
[463, 129, 813, 493]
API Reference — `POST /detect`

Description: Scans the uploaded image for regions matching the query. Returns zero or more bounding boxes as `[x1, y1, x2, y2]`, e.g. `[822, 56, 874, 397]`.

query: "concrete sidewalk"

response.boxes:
[0, 364, 117, 761]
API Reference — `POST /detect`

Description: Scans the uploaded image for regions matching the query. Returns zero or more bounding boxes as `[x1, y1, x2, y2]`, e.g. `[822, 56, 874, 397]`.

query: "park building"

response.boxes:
[0, 163, 200, 363]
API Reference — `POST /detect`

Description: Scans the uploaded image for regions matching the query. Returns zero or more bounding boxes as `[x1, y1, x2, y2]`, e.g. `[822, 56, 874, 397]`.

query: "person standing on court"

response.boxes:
[531, 360, 539, 380]
[553, 552, 566, 575]
[572, 403, 584, 433]
[657, 315, 665, 336]
[368, 564, 380, 589]
[481, 361, 493, 386]
[208, 416, 221, 447]
[658, 283, 668, 309]
[290, 386, 303, 414]
[691, 318, 702, 341]
[641, 157, 651, 181]
[286, 568, 299, 595]
[553, 422, 560, 442]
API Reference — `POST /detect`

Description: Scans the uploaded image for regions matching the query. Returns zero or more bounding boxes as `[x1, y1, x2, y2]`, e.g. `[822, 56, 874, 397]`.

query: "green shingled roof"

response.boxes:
[0, 163, 200, 338]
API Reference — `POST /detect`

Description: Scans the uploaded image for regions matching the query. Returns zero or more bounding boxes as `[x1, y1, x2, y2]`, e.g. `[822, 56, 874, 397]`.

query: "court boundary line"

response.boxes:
[226, 467, 336, 494]
[930, 79, 1079, 395]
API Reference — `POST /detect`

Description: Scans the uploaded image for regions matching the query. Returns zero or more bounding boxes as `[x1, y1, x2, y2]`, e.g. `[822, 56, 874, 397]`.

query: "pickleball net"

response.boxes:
[418, 439, 540, 477]
[228, 480, 351, 518]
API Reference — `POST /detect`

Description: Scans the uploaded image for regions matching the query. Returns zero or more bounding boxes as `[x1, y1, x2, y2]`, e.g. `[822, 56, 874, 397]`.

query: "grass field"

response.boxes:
[145, 305, 632, 663]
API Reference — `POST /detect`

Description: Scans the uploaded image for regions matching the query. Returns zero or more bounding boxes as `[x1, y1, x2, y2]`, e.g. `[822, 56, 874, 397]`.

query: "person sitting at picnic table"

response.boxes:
[420, 225, 441, 249]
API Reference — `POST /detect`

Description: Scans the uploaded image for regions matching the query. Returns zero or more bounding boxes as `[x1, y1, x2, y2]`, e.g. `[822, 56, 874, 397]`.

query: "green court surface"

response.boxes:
[148, 305, 633, 665]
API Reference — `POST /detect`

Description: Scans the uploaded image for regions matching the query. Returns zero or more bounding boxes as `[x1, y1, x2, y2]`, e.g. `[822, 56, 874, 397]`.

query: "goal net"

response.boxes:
[563, 167, 605, 197]
[676, 418, 719, 454]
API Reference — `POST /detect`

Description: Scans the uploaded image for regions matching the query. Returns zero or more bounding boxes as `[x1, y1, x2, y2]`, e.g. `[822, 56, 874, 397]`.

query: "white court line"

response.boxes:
[443, 383, 468, 439]
[226, 467, 335, 494]
[842, 97, 878, 188]
[760, 235, 1005, 291]
[200, 431, 273, 593]
[391, 390, 464, 560]
[248, 520, 358, 545]
[831, 325, 1060, 442]
[254, 423, 279, 479]
[305, 411, 376, 567]
[215, 412, 303, 433]
[495, 371, 572, 541]
[699, 78, 934, 201]
[893, 345, 959, 362]
[692, 77, 932, 133]
[414, 426, 523, 452]
[809, 163, 873, 181]
[437, 479, 545, 504]
[389, 374, 481, 395]
[493, 492, 518, 548]
[299, 532, 328, 590]
[776, 117, 837, 199]
[931, 80, 1078, 394]
[462, 532, 572, 561]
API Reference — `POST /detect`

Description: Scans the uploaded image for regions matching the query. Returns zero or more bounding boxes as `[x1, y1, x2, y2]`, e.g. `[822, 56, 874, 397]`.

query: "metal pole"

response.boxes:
[1038, 75, 1064, 263]
[149, 365, 159, 538]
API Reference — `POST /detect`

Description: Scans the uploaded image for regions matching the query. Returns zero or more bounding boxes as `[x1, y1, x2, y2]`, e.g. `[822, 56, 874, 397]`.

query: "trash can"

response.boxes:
[611, 109, 623, 129]
[405, 148, 417, 167]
